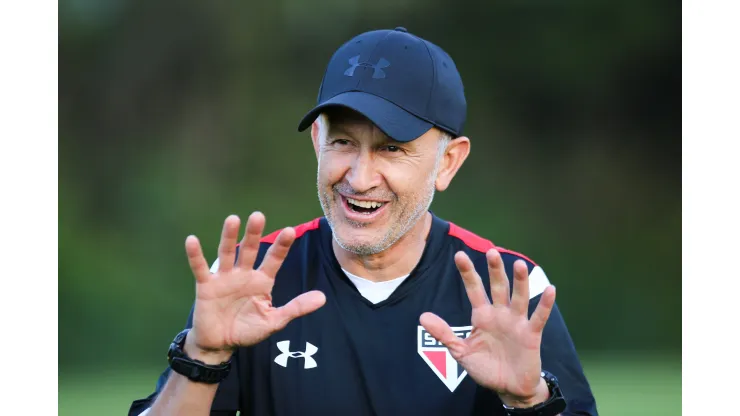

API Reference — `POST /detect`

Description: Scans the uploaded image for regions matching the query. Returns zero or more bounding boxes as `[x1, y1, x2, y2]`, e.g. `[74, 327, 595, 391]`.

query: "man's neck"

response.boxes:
[332, 212, 433, 283]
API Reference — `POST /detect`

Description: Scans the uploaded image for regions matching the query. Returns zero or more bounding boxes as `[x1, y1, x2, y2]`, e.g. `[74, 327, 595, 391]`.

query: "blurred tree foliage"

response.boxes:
[59, 0, 679, 370]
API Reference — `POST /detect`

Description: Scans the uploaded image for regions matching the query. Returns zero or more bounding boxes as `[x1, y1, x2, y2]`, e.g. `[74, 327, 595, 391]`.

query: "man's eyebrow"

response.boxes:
[328, 123, 405, 145]
[379, 134, 411, 146]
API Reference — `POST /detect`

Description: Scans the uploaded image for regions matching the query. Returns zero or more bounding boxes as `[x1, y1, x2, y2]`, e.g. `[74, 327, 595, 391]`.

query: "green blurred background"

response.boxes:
[59, 0, 680, 414]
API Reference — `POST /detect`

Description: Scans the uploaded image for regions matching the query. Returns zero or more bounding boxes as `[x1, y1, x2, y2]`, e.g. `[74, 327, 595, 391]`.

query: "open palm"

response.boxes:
[185, 212, 326, 353]
[420, 249, 556, 401]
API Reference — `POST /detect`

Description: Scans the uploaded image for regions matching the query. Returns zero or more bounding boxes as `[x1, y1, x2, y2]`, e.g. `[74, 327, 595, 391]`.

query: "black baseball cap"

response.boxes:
[297, 27, 467, 142]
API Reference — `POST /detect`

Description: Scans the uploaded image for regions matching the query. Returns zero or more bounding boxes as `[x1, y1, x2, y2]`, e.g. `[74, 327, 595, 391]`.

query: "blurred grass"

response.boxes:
[58, 354, 680, 415]
[580, 353, 681, 415]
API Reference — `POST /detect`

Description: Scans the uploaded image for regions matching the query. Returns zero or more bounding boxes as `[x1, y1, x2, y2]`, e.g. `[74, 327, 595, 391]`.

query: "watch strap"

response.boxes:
[167, 329, 233, 384]
[502, 371, 567, 416]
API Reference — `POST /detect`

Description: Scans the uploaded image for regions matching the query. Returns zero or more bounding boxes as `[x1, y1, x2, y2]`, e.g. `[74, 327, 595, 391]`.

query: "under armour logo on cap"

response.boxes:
[344, 55, 390, 79]
[274, 340, 318, 369]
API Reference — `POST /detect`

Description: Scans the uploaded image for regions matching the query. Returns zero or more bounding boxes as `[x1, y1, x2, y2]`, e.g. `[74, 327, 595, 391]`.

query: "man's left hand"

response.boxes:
[420, 248, 556, 408]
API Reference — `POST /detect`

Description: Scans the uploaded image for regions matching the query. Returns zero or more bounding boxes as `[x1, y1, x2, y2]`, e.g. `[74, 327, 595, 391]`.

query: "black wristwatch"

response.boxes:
[167, 329, 233, 384]
[502, 371, 567, 416]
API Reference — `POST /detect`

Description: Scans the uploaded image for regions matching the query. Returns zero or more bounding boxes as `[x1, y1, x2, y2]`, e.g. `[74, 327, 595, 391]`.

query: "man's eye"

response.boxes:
[384, 145, 401, 152]
[333, 139, 350, 146]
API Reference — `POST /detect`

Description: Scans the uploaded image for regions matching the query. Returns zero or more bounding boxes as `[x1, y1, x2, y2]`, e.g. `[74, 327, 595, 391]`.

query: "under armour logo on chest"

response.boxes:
[344, 55, 390, 79]
[274, 340, 318, 369]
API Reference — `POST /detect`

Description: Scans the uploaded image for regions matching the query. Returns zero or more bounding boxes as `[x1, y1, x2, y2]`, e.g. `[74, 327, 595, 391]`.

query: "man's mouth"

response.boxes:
[344, 196, 386, 214]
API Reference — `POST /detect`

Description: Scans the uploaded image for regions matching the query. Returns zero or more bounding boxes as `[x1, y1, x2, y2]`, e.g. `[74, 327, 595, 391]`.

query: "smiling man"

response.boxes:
[313, 107, 462, 283]
[129, 27, 598, 416]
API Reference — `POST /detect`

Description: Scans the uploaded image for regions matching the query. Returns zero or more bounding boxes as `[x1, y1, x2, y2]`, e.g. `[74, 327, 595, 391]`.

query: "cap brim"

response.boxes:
[297, 91, 433, 143]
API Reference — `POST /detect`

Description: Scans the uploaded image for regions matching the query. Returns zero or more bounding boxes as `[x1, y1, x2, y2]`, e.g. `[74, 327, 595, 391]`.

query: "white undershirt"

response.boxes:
[342, 268, 409, 304]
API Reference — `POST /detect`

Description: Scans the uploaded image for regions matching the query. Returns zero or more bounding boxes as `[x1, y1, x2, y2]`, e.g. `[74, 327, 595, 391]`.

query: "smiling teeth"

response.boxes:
[347, 198, 384, 209]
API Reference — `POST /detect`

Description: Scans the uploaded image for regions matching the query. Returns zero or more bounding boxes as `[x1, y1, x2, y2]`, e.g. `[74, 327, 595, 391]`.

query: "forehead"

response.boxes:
[325, 107, 390, 140]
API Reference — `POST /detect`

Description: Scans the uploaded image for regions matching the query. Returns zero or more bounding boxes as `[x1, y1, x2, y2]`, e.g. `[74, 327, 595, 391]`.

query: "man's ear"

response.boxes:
[311, 120, 320, 159]
[435, 136, 471, 192]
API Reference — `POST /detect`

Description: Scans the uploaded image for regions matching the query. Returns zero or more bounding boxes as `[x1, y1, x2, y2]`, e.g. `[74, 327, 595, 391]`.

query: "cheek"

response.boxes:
[318, 152, 350, 184]
[382, 161, 431, 197]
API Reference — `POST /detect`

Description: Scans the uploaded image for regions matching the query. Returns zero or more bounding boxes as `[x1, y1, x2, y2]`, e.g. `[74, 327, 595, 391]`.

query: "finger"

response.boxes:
[257, 227, 296, 278]
[272, 290, 327, 330]
[217, 215, 241, 273]
[185, 235, 211, 283]
[454, 251, 490, 308]
[529, 285, 556, 333]
[419, 312, 467, 357]
[486, 249, 510, 307]
[236, 211, 266, 270]
[510, 260, 530, 315]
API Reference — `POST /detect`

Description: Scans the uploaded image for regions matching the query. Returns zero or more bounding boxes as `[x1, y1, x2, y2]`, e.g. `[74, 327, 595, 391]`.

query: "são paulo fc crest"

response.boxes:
[417, 325, 472, 392]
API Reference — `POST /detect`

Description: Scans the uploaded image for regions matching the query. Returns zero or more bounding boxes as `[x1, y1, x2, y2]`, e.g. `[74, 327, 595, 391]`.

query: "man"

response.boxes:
[129, 27, 597, 416]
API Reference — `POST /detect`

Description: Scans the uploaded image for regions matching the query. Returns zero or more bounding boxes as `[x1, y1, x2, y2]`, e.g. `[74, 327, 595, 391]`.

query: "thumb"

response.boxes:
[273, 290, 327, 330]
[420, 312, 467, 357]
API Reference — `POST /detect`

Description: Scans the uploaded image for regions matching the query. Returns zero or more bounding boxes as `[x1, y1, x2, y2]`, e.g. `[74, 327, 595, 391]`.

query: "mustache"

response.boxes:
[332, 182, 396, 201]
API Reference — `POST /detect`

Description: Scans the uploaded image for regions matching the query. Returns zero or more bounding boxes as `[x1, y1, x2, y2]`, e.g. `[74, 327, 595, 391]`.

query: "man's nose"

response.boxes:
[346, 151, 381, 193]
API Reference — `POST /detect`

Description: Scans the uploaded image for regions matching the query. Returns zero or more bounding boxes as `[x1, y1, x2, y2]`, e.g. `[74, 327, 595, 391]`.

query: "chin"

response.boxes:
[334, 224, 380, 244]
[331, 224, 392, 256]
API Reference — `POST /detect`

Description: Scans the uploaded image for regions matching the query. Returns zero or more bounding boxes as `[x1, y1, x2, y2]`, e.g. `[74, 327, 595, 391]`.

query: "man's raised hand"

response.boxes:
[420, 249, 556, 407]
[184, 212, 326, 361]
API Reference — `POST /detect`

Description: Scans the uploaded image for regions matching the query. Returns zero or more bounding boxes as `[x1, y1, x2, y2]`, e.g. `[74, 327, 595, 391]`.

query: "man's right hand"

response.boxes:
[183, 212, 327, 363]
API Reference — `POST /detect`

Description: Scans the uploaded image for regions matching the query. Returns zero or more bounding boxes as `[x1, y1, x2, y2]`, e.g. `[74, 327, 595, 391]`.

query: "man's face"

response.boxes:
[315, 110, 446, 256]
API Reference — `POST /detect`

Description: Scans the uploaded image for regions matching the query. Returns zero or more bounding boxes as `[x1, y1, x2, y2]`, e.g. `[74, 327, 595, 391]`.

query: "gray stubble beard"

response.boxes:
[317, 154, 442, 257]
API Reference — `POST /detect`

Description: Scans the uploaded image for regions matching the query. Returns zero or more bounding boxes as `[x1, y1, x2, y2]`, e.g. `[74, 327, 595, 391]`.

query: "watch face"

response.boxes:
[543, 380, 567, 415]
[504, 371, 567, 415]
[168, 329, 190, 361]
[546, 397, 567, 415]
[173, 329, 190, 346]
